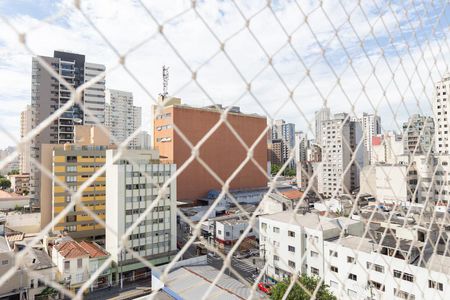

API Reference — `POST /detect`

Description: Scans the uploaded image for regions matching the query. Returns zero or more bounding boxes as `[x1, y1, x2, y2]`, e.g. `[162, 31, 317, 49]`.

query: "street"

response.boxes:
[207, 254, 263, 283]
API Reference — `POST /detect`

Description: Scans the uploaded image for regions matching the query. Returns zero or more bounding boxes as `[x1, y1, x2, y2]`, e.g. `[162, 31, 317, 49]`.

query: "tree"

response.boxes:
[270, 275, 336, 300]
[271, 164, 281, 175]
[0, 178, 11, 190]
[7, 169, 19, 175]
[284, 168, 296, 177]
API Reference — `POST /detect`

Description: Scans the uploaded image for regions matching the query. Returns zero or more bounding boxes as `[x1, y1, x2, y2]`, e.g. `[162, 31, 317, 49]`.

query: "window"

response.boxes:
[311, 267, 319, 275]
[348, 273, 357, 281]
[273, 227, 280, 233]
[330, 266, 338, 273]
[66, 165, 77, 172]
[288, 260, 295, 268]
[367, 262, 384, 273]
[310, 251, 318, 257]
[428, 280, 444, 291]
[288, 230, 295, 237]
[329, 250, 338, 257]
[77, 258, 82, 269]
[368, 280, 384, 292]
[347, 256, 355, 263]
[273, 255, 279, 261]
[393, 270, 414, 282]
[218, 230, 222, 235]
[64, 261, 70, 271]
[288, 245, 295, 252]
[261, 222, 267, 231]
[66, 176, 77, 182]
[1, 260, 8, 265]
[225, 232, 230, 237]
[394, 289, 415, 300]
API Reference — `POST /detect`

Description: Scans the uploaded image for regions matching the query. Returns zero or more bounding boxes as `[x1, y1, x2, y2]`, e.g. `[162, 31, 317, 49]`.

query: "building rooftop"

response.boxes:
[280, 189, 304, 201]
[331, 236, 375, 253]
[28, 248, 55, 270]
[54, 240, 89, 259]
[426, 254, 450, 273]
[260, 211, 341, 232]
[79, 241, 109, 258]
[0, 236, 10, 252]
[158, 264, 267, 299]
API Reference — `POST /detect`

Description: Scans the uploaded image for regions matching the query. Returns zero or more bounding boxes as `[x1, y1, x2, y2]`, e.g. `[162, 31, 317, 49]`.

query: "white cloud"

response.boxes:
[0, 0, 449, 148]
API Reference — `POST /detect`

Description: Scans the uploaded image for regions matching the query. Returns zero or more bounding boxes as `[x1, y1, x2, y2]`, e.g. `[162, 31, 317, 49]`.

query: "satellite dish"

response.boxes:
[73, 118, 82, 124]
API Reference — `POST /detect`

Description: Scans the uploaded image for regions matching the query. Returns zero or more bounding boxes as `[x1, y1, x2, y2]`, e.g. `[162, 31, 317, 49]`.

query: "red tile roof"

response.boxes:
[79, 241, 108, 258]
[54, 240, 89, 259]
[281, 190, 304, 200]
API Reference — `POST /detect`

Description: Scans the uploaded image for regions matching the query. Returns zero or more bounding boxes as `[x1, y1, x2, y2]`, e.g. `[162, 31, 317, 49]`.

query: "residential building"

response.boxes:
[105, 148, 177, 280]
[52, 238, 111, 292]
[371, 131, 404, 164]
[259, 210, 450, 300]
[358, 113, 381, 164]
[40, 125, 110, 240]
[105, 89, 142, 149]
[402, 114, 434, 155]
[318, 113, 364, 196]
[315, 107, 331, 145]
[0, 147, 19, 175]
[271, 139, 284, 166]
[20, 105, 32, 174]
[208, 214, 257, 249]
[259, 211, 364, 280]
[8, 174, 30, 195]
[153, 98, 267, 202]
[30, 51, 106, 205]
[140, 131, 152, 150]
[0, 235, 56, 300]
[294, 131, 309, 163]
[433, 73, 450, 154]
[271, 120, 296, 168]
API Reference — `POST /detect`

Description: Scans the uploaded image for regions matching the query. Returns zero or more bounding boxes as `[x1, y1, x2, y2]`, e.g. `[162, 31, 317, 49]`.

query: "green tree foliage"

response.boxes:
[271, 164, 296, 177]
[7, 169, 19, 175]
[270, 275, 336, 300]
[0, 178, 11, 190]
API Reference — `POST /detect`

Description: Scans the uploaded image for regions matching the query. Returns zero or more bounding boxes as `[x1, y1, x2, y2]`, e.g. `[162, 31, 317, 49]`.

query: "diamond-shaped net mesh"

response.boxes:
[1, 0, 450, 299]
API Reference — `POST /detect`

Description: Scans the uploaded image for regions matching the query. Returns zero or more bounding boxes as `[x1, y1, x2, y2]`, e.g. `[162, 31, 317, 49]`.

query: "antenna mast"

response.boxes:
[161, 65, 169, 99]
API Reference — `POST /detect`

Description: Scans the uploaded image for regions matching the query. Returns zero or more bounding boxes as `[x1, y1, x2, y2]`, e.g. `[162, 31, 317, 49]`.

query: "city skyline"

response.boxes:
[1, 1, 449, 149]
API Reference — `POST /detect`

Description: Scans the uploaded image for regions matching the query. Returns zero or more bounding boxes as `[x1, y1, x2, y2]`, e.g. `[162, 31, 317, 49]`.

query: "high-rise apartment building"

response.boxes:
[315, 107, 331, 145]
[105, 149, 177, 274]
[371, 131, 404, 164]
[318, 113, 364, 196]
[30, 51, 106, 204]
[153, 98, 267, 202]
[433, 73, 450, 154]
[105, 89, 142, 149]
[40, 125, 109, 241]
[20, 105, 32, 174]
[402, 114, 434, 155]
[358, 113, 381, 164]
[271, 120, 295, 167]
[294, 131, 309, 163]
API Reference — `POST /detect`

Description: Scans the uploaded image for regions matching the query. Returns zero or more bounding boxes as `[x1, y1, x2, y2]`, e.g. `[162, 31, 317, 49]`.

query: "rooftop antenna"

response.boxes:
[160, 65, 169, 100]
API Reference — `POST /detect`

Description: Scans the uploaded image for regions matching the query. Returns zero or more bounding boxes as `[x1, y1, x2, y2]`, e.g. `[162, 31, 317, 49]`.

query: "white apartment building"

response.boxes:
[259, 211, 363, 280]
[83, 62, 106, 124]
[323, 236, 448, 300]
[209, 214, 258, 247]
[20, 105, 32, 174]
[315, 107, 331, 145]
[358, 113, 381, 164]
[105, 149, 177, 276]
[294, 131, 309, 163]
[318, 113, 364, 196]
[259, 211, 450, 300]
[105, 89, 142, 149]
[433, 73, 450, 154]
[371, 131, 404, 164]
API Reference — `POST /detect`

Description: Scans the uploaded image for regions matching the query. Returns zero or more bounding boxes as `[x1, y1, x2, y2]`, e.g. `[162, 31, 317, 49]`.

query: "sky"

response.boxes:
[0, 0, 450, 149]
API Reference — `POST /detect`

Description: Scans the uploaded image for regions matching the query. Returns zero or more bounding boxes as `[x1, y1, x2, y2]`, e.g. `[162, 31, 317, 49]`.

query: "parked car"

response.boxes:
[258, 282, 272, 294]
[234, 250, 251, 259]
[249, 248, 260, 257]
